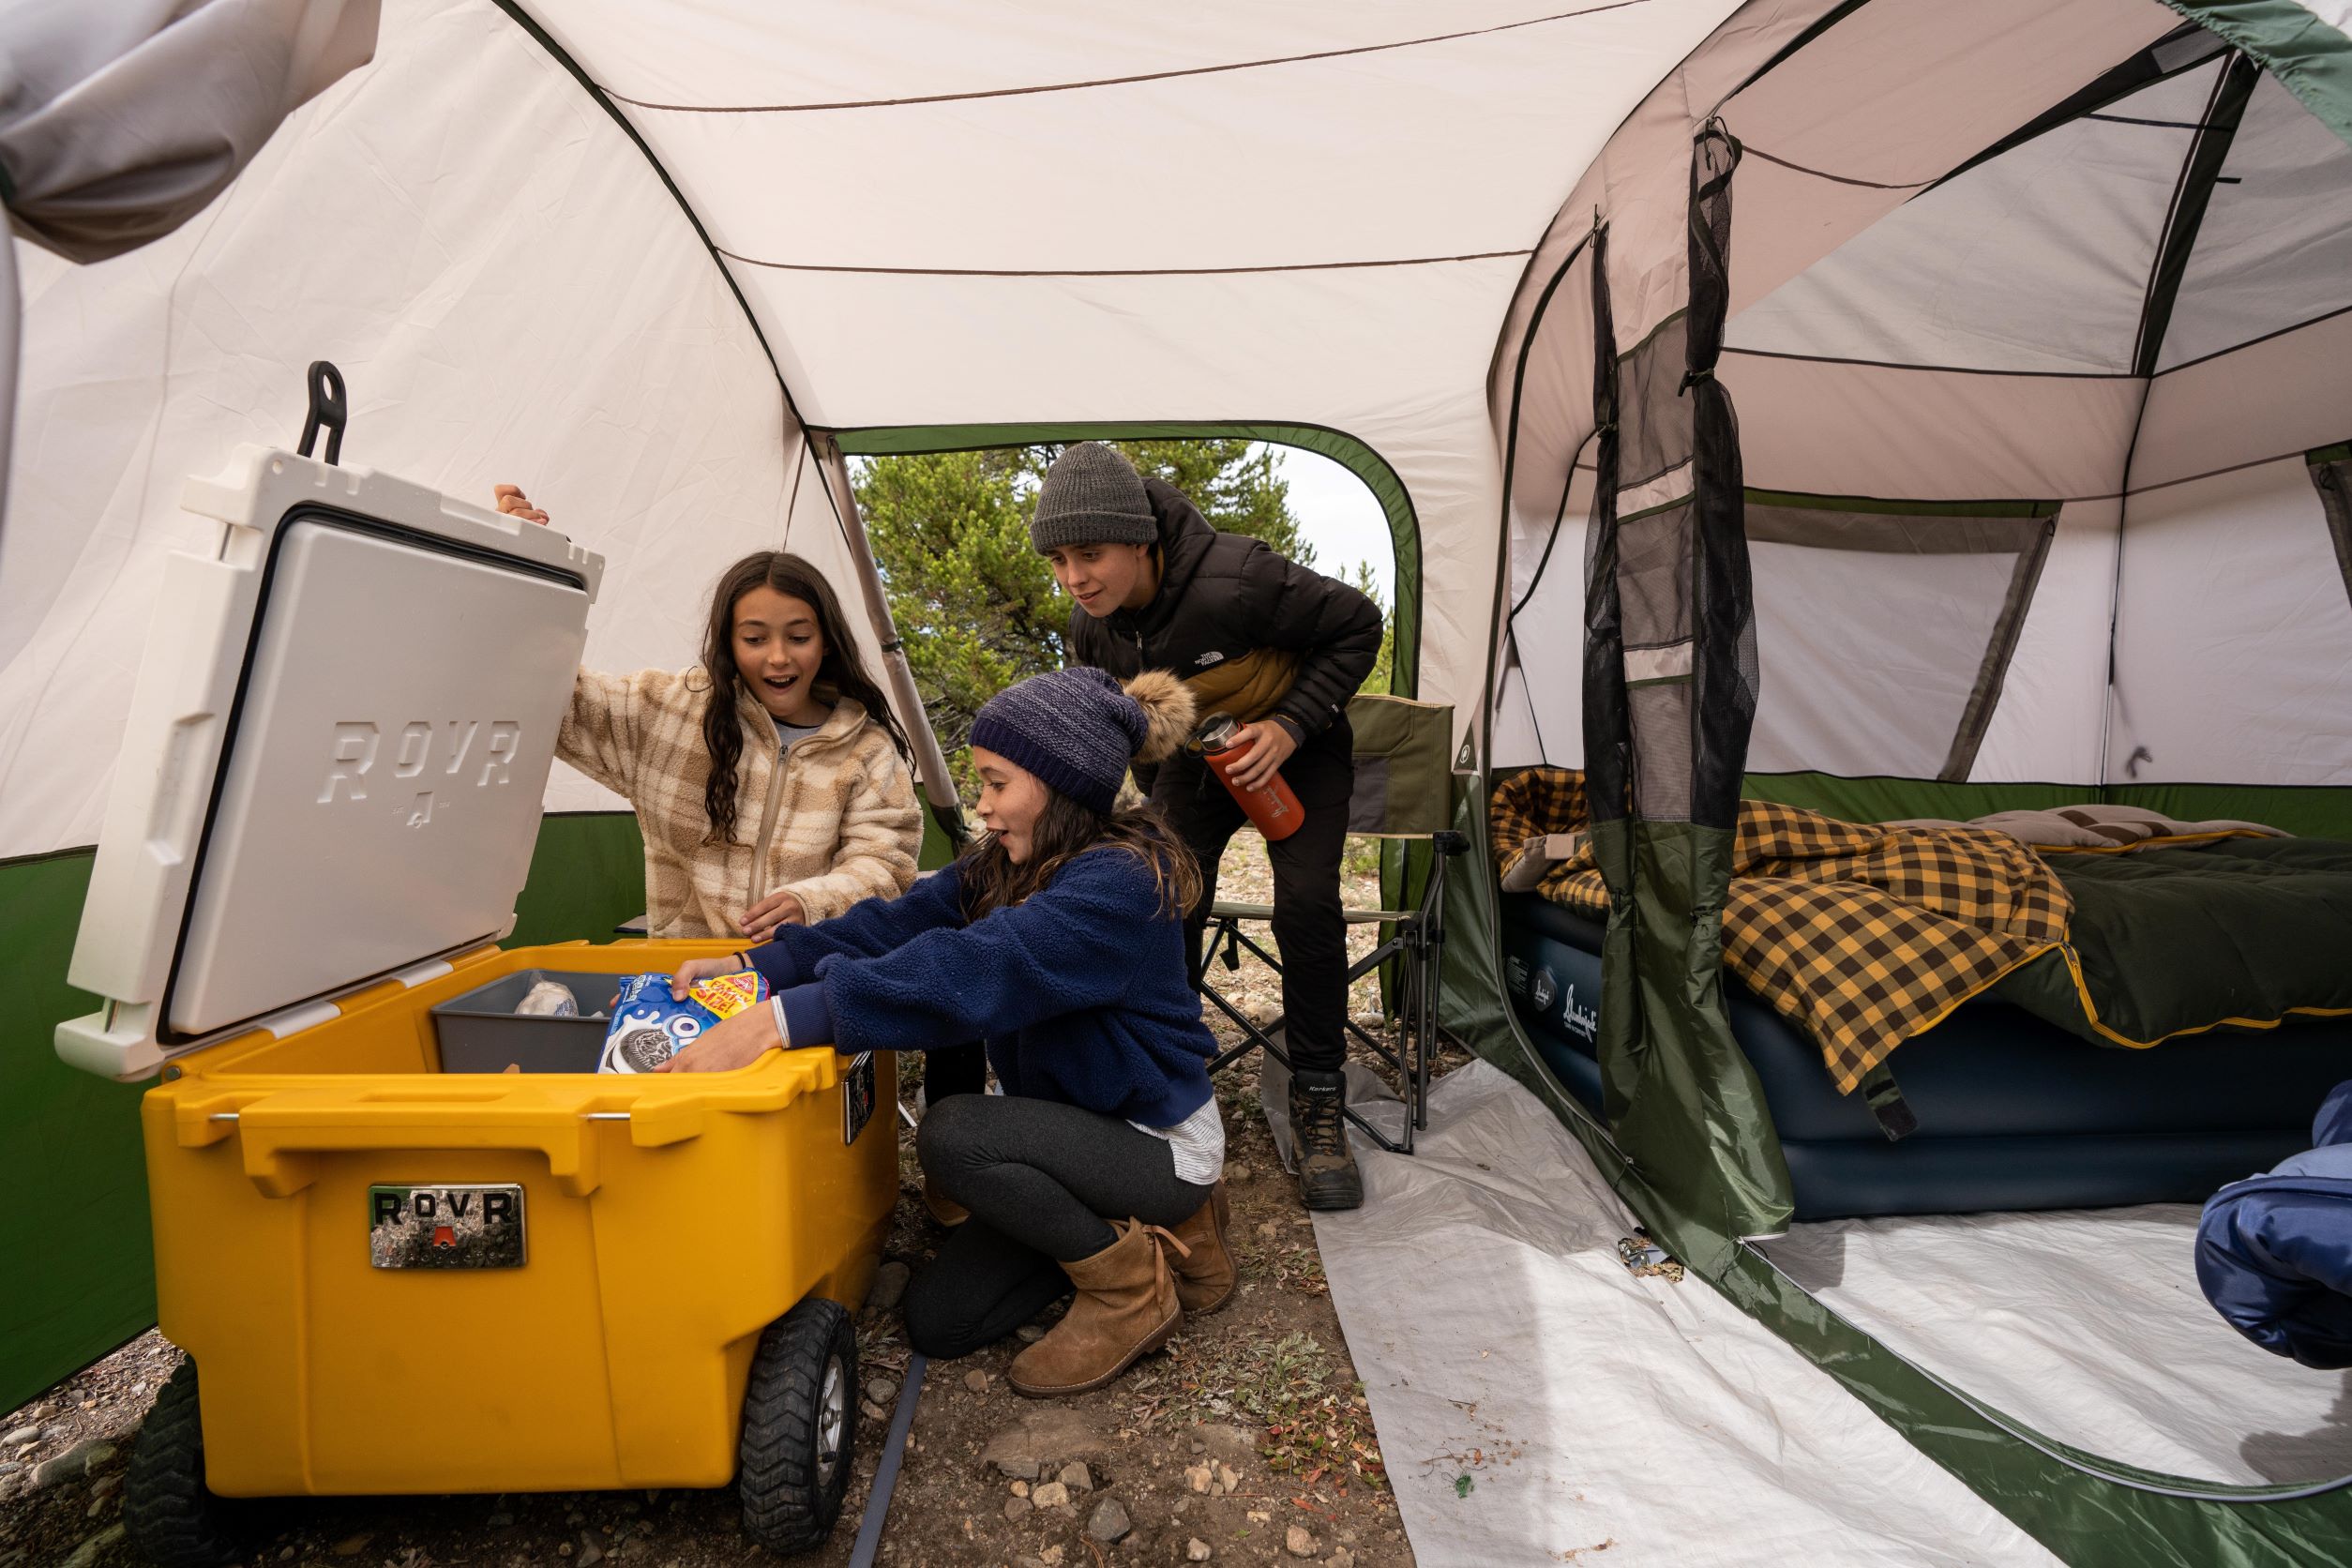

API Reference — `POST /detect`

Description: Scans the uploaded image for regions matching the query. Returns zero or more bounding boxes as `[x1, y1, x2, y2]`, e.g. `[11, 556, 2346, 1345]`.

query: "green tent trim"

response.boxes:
[2163, 1, 2352, 148]
[0, 849, 154, 1416]
[831, 421, 1424, 701]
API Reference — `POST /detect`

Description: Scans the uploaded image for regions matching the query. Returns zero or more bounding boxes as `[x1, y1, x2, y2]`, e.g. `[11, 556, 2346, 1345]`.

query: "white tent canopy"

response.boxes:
[0, 0, 1762, 862]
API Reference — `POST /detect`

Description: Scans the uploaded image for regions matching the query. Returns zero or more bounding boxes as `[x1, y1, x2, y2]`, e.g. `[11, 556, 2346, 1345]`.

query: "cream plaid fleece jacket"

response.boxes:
[558, 666, 922, 939]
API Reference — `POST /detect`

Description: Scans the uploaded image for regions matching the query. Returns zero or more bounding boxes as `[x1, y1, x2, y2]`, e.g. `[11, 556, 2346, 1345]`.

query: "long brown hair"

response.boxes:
[957, 789, 1200, 922]
[701, 551, 910, 844]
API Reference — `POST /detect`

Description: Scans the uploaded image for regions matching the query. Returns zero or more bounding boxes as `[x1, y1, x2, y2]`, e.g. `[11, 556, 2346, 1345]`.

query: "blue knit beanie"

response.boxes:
[969, 668, 1196, 814]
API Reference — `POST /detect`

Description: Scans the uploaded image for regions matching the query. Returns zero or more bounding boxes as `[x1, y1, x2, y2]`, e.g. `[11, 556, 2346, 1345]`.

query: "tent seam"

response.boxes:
[594, 1, 1662, 113]
[715, 248, 1531, 279]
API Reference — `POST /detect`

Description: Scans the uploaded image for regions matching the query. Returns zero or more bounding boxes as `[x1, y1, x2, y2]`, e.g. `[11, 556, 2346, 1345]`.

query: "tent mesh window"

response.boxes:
[1580, 223, 1631, 827]
[1604, 289, 1705, 822]
[1740, 495, 2058, 782]
[1685, 123, 1756, 830]
[1619, 312, 1692, 491]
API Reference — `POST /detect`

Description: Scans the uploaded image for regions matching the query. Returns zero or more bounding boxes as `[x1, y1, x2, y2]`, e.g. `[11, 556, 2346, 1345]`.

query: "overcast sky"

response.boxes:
[1269, 444, 1393, 604]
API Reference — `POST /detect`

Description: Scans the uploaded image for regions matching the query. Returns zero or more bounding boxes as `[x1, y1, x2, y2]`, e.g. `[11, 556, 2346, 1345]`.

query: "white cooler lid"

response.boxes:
[56, 448, 604, 1079]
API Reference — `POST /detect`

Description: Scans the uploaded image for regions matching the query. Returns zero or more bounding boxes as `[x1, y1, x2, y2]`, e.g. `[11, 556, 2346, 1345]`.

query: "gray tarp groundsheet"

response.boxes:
[1761, 1205, 2352, 1486]
[1306, 1063, 2058, 1565]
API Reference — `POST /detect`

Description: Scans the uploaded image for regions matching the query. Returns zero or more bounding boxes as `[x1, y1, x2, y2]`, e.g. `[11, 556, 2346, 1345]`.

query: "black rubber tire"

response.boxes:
[122, 1357, 245, 1568]
[739, 1297, 858, 1555]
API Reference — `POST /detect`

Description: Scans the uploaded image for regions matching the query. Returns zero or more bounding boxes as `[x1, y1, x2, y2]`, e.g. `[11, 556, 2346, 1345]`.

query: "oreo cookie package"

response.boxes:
[598, 971, 769, 1074]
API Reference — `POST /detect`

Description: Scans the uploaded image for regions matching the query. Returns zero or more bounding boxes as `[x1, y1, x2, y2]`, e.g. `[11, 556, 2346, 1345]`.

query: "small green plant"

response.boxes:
[1153, 1327, 1386, 1491]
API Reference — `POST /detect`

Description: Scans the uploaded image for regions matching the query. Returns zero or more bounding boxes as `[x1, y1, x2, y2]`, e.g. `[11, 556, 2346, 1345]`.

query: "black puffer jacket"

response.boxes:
[1067, 477, 1382, 740]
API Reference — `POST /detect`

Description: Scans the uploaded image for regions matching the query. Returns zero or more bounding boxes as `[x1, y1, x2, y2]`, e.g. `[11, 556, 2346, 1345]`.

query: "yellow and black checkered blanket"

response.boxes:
[1490, 769, 2072, 1095]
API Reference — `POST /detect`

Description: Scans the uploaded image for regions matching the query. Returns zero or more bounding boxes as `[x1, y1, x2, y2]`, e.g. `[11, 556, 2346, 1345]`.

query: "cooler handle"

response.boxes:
[194, 1098, 631, 1199]
[175, 1049, 848, 1198]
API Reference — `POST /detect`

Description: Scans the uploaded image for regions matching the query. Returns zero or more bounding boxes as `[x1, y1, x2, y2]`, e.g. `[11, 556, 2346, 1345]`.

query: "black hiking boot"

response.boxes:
[1289, 1069, 1364, 1212]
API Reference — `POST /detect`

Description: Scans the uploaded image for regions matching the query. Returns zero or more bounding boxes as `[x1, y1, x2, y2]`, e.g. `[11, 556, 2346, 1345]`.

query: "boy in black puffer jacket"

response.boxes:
[1033, 442, 1383, 1211]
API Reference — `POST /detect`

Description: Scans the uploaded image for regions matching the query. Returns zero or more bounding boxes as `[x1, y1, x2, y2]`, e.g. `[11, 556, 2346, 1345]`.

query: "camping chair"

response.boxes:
[1199, 693, 1467, 1155]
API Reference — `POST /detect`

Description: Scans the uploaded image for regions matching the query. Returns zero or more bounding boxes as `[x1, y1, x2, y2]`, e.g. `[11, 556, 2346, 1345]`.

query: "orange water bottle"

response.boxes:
[1196, 714, 1304, 841]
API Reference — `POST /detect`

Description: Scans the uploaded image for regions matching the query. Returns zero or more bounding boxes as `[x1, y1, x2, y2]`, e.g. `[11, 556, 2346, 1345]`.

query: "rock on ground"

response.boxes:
[978, 1408, 1105, 1482]
[1086, 1497, 1131, 1543]
[866, 1260, 911, 1313]
[31, 1440, 114, 1491]
[59, 1523, 125, 1568]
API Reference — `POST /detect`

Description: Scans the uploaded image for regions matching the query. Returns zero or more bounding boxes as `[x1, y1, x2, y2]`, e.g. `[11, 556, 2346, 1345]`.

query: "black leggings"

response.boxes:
[901, 1094, 1214, 1360]
[1149, 716, 1355, 1075]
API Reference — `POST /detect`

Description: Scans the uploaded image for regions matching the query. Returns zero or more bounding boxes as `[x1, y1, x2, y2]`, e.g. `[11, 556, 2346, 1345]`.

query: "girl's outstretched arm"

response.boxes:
[733, 864, 969, 991]
[786, 849, 1161, 1053]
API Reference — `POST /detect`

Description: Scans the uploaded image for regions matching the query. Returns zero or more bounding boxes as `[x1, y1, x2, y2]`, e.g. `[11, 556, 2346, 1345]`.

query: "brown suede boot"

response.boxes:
[1008, 1219, 1186, 1398]
[1168, 1184, 1235, 1316]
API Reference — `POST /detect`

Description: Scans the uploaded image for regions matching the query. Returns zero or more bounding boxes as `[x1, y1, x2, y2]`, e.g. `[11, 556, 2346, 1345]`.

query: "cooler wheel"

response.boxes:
[123, 1356, 246, 1568]
[738, 1296, 858, 1554]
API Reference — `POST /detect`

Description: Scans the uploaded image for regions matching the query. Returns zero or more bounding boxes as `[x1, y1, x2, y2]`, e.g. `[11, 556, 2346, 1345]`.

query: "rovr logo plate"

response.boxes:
[368, 1183, 527, 1270]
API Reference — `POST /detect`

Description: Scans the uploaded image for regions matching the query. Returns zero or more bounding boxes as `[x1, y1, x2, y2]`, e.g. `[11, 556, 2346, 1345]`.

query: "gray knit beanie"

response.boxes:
[1030, 442, 1156, 552]
[968, 668, 1197, 815]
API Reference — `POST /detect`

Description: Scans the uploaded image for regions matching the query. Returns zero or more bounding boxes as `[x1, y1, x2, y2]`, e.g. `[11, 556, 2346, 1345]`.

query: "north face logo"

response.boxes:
[1194, 650, 1226, 668]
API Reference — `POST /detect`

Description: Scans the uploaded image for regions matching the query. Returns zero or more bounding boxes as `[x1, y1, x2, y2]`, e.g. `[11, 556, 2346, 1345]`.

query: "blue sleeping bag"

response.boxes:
[2196, 1080, 2352, 1369]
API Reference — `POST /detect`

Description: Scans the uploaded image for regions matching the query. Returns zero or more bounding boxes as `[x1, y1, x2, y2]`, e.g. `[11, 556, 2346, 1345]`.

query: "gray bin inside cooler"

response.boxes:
[432, 969, 626, 1073]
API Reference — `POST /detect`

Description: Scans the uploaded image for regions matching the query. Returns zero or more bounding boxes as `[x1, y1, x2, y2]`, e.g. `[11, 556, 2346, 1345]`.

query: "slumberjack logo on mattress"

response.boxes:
[1506, 957, 1596, 1039]
[1561, 985, 1597, 1041]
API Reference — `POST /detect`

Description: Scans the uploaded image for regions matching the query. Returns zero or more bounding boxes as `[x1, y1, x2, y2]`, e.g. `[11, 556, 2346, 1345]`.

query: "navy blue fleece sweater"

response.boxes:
[746, 849, 1217, 1129]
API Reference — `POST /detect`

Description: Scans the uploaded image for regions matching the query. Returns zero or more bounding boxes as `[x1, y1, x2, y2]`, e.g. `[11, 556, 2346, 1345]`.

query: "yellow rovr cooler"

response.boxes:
[54, 446, 896, 1566]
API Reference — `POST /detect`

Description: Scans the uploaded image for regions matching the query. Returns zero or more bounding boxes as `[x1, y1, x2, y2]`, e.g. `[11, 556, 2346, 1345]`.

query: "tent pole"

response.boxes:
[808, 432, 967, 838]
[2100, 51, 2263, 788]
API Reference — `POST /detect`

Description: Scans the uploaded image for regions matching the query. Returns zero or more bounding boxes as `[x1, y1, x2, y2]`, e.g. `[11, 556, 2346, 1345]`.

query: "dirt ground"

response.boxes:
[2, 834, 1466, 1568]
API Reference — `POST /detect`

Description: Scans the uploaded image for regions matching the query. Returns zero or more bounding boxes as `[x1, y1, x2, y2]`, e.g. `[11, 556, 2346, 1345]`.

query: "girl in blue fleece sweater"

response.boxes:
[662, 666, 1236, 1397]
